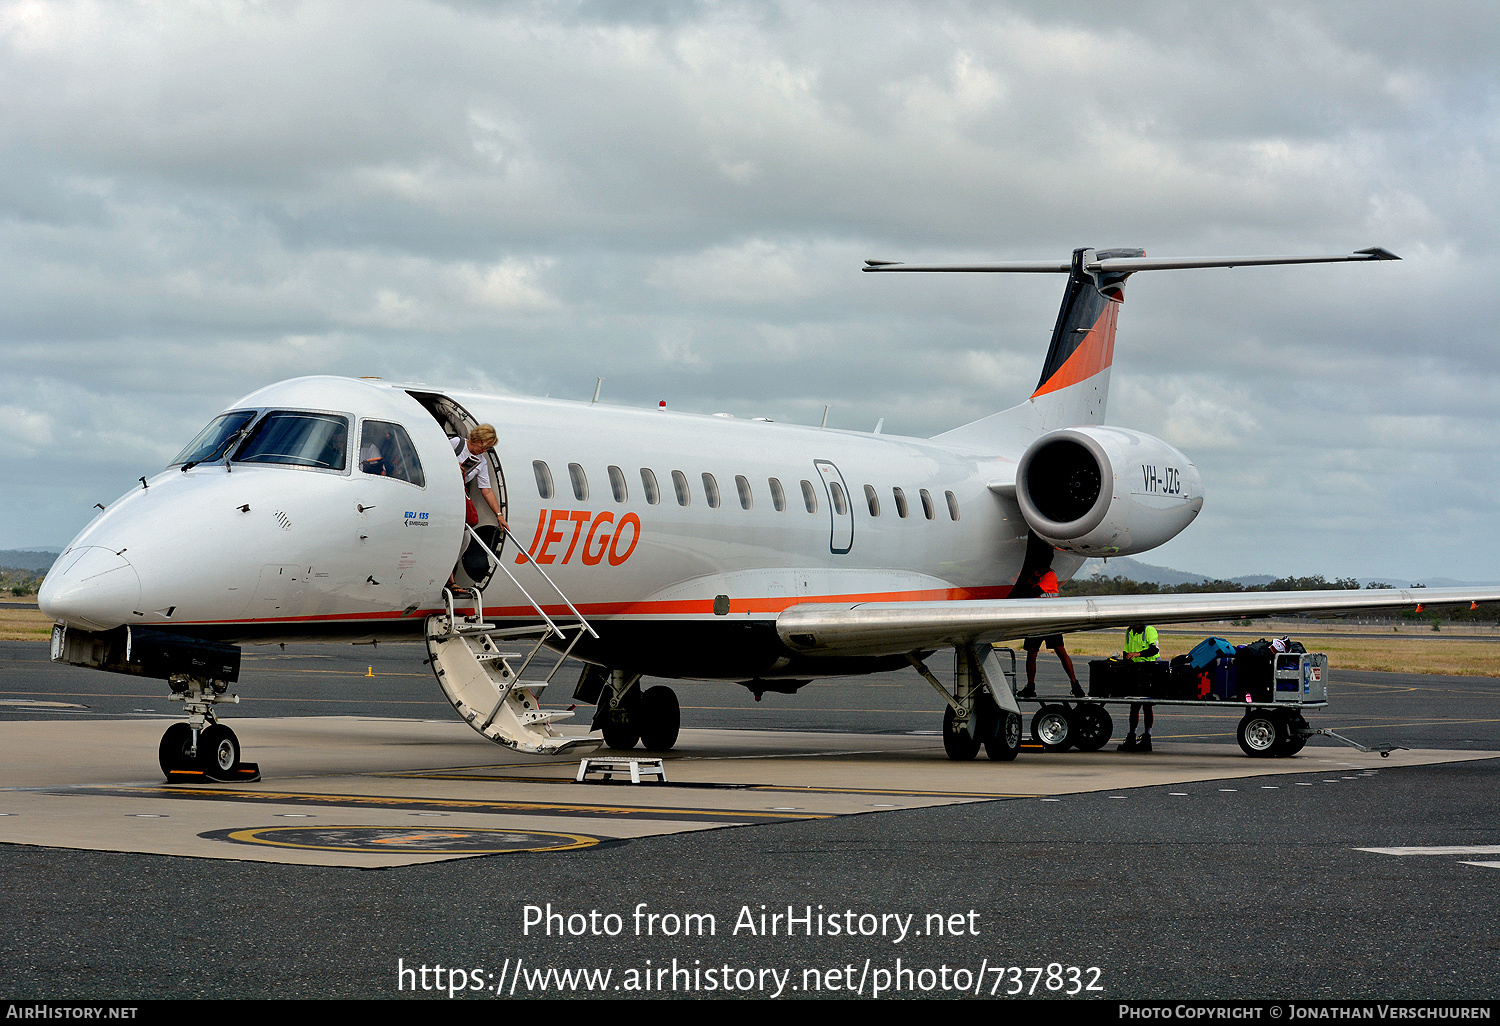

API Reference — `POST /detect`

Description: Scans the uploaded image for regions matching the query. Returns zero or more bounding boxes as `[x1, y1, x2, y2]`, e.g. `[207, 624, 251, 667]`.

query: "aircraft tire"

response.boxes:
[200, 724, 240, 776]
[984, 711, 1022, 762]
[158, 723, 198, 777]
[1031, 705, 1074, 752]
[638, 686, 681, 752]
[601, 719, 639, 750]
[942, 705, 981, 761]
[601, 691, 641, 750]
[1071, 704, 1113, 752]
[1237, 712, 1285, 758]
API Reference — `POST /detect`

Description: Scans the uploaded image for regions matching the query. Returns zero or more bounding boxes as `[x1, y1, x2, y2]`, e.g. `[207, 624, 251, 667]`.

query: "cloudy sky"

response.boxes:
[1, 0, 1496, 581]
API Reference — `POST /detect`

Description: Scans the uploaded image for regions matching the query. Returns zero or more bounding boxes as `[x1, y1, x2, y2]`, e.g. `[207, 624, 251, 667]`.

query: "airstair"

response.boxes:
[425, 525, 601, 756]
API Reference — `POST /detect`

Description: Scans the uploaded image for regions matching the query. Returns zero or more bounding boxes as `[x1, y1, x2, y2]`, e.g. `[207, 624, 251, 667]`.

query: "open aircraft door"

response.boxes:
[814, 459, 854, 554]
[405, 390, 508, 590]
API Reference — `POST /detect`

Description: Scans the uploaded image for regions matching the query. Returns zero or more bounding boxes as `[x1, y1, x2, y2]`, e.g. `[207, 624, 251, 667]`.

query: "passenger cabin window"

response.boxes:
[769, 477, 786, 512]
[608, 466, 628, 502]
[702, 473, 721, 508]
[235, 411, 349, 471]
[735, 475, 753, 510]
[533, 461, 554, 499]
[172, 410, 256, 467]
[800, 480, 818, 514]
[893, 486, 909, 518]
[568, 463, 588, 502]
[359, 420, 426, 487]
[672, 470, 691, 506]
[640, 468, 660, 505]
[863, 485, 880, 517]
[829, 481, 848, 516]
[945, 490, 960, 521]
[920, 488, 935, 520]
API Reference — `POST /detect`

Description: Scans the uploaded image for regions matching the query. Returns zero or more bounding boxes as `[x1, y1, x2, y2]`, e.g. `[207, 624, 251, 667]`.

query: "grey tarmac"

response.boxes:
[0, 640, 1496, 1001]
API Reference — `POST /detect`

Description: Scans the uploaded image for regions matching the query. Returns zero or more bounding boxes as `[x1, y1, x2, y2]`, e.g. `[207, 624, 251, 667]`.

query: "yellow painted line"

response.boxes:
[752, 785, 1019, 799]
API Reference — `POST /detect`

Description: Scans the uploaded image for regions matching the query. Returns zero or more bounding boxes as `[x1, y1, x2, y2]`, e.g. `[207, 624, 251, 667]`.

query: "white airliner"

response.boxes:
[39, 245, 1500, 779]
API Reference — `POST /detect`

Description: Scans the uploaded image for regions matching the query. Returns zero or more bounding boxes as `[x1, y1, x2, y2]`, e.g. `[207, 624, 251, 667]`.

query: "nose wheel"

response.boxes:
[158, 675, 259, 783]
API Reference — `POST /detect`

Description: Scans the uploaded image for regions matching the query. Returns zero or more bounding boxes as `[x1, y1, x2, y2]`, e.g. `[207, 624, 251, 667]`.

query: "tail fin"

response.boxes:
[861, 245, 1397, 452]
[935, 246, 1140, 448]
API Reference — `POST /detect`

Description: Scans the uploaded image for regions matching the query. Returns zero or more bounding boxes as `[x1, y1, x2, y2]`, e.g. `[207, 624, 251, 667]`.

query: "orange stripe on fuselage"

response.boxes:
[163, 583, 1016, 627]
[1030, 295, 1120, 399]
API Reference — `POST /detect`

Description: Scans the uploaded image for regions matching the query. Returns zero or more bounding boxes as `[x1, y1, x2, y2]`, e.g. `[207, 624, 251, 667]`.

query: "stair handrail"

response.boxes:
[464, 524, 598, 639]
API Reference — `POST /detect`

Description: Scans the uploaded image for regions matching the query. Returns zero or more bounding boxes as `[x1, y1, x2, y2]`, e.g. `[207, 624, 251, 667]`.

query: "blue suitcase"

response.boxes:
[1189, 636, 1235, 669]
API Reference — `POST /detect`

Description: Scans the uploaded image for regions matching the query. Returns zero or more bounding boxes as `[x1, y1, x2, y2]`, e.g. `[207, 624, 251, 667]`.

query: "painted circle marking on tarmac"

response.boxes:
[204, 825, 599, 854]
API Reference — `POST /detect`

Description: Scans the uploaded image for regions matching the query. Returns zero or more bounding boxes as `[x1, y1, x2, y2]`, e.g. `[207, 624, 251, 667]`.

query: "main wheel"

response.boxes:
[984, 711, 1022, 762]
[1031, 705, 1074, 752]
[637, 686, 681, 751]
[1237, 712, 1285, 758]
[942, 705, 981, 761]
[199, 724, 240, 775]
[600, 691, 640, 750]
[1071, 704, 1114, 752]
[158, 723, 197, 776]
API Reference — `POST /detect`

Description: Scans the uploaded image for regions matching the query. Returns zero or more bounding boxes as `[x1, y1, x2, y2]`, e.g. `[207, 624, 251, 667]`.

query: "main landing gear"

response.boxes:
[588, 670, 681, 752]
[914, 646, 1022, 763]
[157, 674, 259, 782]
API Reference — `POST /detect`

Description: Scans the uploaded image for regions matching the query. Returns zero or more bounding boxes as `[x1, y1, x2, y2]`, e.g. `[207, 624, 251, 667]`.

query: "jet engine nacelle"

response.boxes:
[1015, 426, 1204, 557]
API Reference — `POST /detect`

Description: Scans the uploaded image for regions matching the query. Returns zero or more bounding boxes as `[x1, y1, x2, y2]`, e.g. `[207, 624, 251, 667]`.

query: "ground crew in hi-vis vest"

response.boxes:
[1119, 623, 1159, 753]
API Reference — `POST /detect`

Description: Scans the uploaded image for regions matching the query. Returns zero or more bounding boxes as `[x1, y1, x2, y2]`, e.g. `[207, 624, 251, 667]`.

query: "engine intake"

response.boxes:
[1015, 427, 1203, 556]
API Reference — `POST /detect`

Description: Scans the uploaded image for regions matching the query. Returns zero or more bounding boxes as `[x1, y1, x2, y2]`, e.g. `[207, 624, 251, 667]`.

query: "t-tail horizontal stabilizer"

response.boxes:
[861, 247, 1399, 274]
[868, 246, 1400, 448]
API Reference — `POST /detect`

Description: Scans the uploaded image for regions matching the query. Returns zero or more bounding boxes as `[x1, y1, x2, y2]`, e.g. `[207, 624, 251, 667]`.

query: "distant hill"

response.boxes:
[1077, 557, 1498, 590]
[1077, 557, 1209, 587]
[0, 549, 60, 573]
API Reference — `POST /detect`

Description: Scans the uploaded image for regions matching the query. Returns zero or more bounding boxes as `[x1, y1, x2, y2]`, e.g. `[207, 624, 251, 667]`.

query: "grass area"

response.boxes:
[0, 601, 50, 642]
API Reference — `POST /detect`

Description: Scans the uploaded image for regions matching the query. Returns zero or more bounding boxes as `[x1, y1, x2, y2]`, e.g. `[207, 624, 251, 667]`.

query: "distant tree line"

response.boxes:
[1060, 573, 1363, 597]
[0, 568, 43, 596]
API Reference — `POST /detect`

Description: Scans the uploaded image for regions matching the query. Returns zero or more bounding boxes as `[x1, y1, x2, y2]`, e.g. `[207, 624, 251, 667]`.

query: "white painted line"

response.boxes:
[1357, 845, 1500, 856]
[1460, 861, 1500, 869]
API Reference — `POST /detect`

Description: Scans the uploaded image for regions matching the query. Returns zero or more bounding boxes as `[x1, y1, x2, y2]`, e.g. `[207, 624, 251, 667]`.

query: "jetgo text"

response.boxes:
[519, 509, 641, 567]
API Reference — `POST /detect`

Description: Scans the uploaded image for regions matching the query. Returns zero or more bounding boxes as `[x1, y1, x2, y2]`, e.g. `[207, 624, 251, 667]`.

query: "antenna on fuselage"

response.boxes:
[820, 405, 830, 428]
[591, 377, 603, 404]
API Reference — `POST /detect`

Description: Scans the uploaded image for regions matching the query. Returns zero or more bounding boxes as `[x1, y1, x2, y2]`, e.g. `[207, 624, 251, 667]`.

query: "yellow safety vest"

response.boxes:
[1124, 626, 1159, 661]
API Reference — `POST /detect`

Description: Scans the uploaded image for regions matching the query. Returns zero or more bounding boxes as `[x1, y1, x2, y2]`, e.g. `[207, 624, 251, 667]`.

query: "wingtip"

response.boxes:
[1355, 246, 1401, 261]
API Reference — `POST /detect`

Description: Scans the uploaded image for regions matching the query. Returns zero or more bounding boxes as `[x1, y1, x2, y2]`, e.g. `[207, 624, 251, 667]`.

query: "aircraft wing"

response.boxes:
[776, 586, 1500, 658]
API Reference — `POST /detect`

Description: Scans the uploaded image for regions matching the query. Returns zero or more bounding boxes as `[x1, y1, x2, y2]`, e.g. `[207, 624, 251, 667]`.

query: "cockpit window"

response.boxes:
[171, 410, 256, 467]
[359, 420, 425, 487]
[235, 411, 349, 470]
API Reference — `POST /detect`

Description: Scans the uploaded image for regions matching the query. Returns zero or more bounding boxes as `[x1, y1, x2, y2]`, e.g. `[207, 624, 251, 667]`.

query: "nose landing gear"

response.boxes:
[157, 674, 260, 783]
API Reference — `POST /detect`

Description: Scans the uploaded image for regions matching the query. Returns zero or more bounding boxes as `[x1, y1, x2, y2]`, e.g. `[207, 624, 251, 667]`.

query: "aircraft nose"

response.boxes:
[38, 546, 142, 631]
